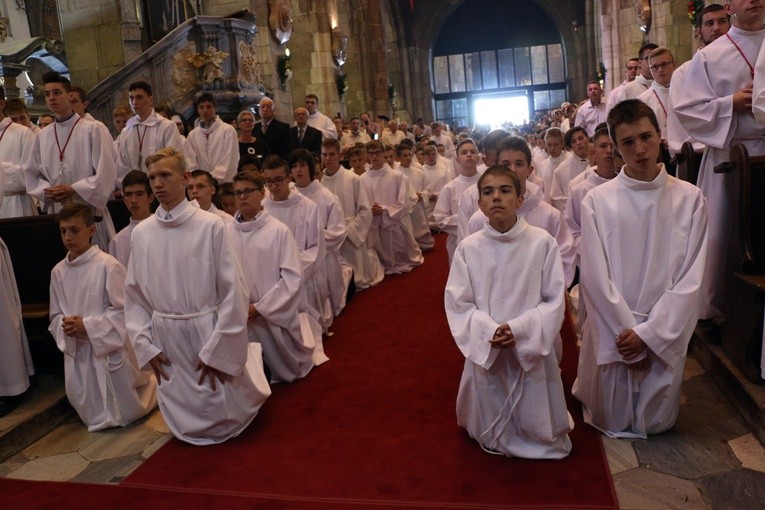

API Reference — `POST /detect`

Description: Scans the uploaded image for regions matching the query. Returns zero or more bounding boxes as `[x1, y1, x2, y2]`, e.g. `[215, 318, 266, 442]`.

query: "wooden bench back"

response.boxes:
[675, 141, 702, 186]
[732, 144, 765, 275]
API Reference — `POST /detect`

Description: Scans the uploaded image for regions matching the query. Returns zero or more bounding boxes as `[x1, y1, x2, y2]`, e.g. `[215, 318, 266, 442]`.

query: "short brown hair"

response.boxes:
[606, 99, 660, 146]
[57, 202, 94, 226]
[232, 170, 265, 190]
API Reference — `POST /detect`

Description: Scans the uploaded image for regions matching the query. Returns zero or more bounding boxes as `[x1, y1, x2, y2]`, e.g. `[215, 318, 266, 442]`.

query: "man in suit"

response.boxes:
[252, 97, 290, 159]
[287, 107, 322, 156]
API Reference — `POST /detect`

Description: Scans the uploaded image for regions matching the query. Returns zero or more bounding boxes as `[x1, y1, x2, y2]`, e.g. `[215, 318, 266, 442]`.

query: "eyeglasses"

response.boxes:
[233, 188, 261, 198]
[264, 176, 287, 186]
[626, 66, 640, 71]
[649, 61, 674, 71]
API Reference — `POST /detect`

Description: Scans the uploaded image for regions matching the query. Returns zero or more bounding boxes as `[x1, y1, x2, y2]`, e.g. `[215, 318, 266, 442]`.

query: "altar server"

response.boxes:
[186, 93, 239, 183]
[395, 143, 435, 252]
[108, 170, 154, 267]
[0, 86, 36, 218]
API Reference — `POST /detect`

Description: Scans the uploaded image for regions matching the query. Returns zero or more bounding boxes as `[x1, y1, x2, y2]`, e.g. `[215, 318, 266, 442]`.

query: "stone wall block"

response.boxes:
[97, 25, 125, 68]
[60, 6, 102, 31]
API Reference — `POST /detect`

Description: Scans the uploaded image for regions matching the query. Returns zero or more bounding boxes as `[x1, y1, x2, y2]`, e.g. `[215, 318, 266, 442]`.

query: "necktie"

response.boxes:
[298, 128, 304, 143]
[262, 122, 268, 134]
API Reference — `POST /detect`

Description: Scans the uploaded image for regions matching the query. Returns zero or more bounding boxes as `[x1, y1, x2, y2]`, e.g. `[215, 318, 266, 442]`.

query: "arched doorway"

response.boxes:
[431, 0, 567, 130]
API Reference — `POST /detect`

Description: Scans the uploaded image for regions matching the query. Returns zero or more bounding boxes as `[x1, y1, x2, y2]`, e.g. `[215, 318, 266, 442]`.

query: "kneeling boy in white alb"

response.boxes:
[50, 202, 156, 431]
[445, 165, 573, 459]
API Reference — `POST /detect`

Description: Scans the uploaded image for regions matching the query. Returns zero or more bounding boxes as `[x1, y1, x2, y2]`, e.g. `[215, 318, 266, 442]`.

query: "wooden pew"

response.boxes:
[0, 215, 67, 321]
[674, 141, 703, 186]
[716, 144, 765, 383]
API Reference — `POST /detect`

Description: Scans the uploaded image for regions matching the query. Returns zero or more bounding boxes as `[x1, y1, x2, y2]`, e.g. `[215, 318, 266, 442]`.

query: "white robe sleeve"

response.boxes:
[81, 261, 130, 358]
[23, 134, 50, 202]
[1, 126, 34, 194]
[753, 42, 765, 123]
[210, 126, 239, 183]
[631, 192, 707, 367]
[381, 174, 411, 228]
[49, 267, 75, 358]
[300, 208, 323, 280]
[444, 242, 501, 370]
[506, 237, 566, 372]
[345, 178, 372, 248]
[125, 248, 162, 369]
[254, 228, 303, 329]
[549, 210, 576, 287]
[199, 225, 250, 376]
[549, 168, 567, 212]
[434, 184, 458, 235]
[71, 124, 118, 209]
[457, 188, 477, 242]
[323, 194, 348, 251]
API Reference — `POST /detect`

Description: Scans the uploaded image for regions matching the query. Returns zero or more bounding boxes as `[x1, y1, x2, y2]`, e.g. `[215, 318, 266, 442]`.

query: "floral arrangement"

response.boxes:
[597, 61, 606, 83]
[687, 0, 706, 26]
[336, 72, 348, 99]
[277, 53, 292, 91]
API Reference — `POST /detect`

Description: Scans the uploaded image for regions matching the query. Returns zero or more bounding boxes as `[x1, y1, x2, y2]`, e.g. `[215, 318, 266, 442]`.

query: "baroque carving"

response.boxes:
[331, 27, 348, 67]
[189, 45, 229, 86]
[238, 39, 264, 89]
[635, 0, 651, 33]
[171, 41, 200, 106]
[268, 0, 292, 44]
[0, 11, 10, 43]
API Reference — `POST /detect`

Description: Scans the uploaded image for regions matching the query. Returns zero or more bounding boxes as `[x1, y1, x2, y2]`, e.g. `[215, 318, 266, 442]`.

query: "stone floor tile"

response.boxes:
[0, 452, 29, 477]
[614, 467, 708, 510]
[728, 434, 765, 473]
[698, 468, 765, 509]
[0, 375, 67, 436]
[22, 419, 95, 459]
[633, 430, 740, 480]
[683, 357, 705, 381]
[144, 409, 170, 434]
[79, 424, 161, 462]
[71, 455, 144, 484]
[602, 436, 638, 475]
[141, 434, 172, 459]
[5, 452, 89, 481]
[679, 374, 750, 441]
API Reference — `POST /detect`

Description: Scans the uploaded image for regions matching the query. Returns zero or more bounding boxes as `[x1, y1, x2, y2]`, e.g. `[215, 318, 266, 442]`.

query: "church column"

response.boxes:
[346, 0, 389, 118]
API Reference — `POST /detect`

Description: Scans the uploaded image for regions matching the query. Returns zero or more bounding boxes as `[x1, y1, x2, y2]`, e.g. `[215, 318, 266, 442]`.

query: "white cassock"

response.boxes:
[307, 111, 338, 140]
[49, 246, 157, 431]
[563, 167, 613, 264]
[264, 189, 332, 357]
[186, 117, 239, 183]
[396, 165, 435, 252]
[573, 167, 707, 438]
[445, 217, 573, 459]
[466, 181, 576, 290]
[361, 165, 423, 274]
[108, 217, 145, 268]
[24, 114, 117, 251]
[125, 201, 271, 445]
[622, 74, 652, 99]
[190, 200, 234, 226]
[431, 133, 455, 159]
[321, 167, 384, 290]
[667, 60, 703, 155]
[115, 110, 188, 180]
[434, 172, 480, 263]
[535, 152, 569, 204]
[298, 180, 350, 316]
[422, 162, 451, 228]
[549, 154, 589, 212]
[605, 80, 629, 113]
[228, 211, 316, 383]
[0, 118, 37, 218]
[675, 26, 765, 319]
[638, 82, 670, 140]
[0, 233, 34, 397]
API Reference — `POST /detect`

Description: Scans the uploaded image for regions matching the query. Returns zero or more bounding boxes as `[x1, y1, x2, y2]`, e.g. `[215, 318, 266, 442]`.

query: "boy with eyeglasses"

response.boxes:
[637, 47, 676, 142]
[228, 170, 316, 382]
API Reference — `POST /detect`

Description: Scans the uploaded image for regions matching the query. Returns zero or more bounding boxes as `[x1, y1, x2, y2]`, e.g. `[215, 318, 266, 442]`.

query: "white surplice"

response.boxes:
[549, 154, 589, 212]
[422, 162, 451, 228]
[24, 114, 117, 251]
[638, 82, 670, 140]
[360, 164, 423, 274]
[125, 201, 271, 445]
[186, 117, 239, 183]
[573, 167, 707, 438]
[622, 74, 652, 99]
[563, 167, 612, 263]
[229, 211, 315, 383]
[0, 118, 37, 218]
[606, 80, 629, 113]
[535, 152, 570, 204]
[396, 165, 435, 252]
[434, 172, 480, 263]
[116, 110, 188, 180]
[50, 246, 156, 431]
[0, 236, 34, 396]
[667, 60, 703, 155]
[675, 27, 765, 319]
[445, 217, 573, 459]
[108, 217, 144, 268]
[321, 167, 384, 290]
[307, 110, 338, 140]
[264, 190, 332, 358]
[298, 180, 350, 316]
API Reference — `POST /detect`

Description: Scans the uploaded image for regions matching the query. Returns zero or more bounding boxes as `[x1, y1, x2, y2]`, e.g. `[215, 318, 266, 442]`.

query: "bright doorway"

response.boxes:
[473, 94, 530, 129]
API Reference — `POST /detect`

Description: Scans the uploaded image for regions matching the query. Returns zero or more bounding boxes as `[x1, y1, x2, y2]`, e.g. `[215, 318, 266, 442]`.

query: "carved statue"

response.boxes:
[238, 40, 264, 89]
[172, 41, 200, 105]
[268, 0, 293, 44]
[189, 45, 229, 86]
[635, 0, 652, 34]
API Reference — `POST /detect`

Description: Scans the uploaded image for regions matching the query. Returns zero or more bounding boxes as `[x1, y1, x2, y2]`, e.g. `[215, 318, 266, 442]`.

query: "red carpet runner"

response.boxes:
[120, 234, 618, 509]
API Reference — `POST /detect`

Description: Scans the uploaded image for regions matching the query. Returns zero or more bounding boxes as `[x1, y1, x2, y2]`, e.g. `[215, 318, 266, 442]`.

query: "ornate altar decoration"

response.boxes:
[171, 41, 200, 105]
[635, 0, 651, 34]
[238, 39, 264, 90]
[0, 11, 10, 43]
[268, 0, 293, 44]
